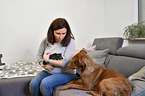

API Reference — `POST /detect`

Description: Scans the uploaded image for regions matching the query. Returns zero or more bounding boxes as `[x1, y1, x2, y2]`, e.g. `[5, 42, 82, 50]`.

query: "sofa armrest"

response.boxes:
[0, 77, 33, 96]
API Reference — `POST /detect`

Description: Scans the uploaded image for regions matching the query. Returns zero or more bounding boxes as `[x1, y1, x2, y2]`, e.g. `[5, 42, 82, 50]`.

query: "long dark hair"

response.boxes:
[47, 18, 74, 47]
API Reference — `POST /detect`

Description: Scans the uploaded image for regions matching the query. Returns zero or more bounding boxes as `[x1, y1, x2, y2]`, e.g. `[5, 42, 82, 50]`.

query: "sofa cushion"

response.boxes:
[107, 55, 145, 78]
[104, 55, 113, 66]
[116, 46, 145, 59]
[92, 37, 123, 55]
[83, 48, 109, 67]
[128, 66, 145, 96]
[53, 88, 93, 96]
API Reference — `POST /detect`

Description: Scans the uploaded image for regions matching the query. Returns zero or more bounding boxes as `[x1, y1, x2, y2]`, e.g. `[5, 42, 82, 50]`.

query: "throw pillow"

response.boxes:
[128, 66, 145, 96]
[0, 61, 43, 79]
[83, 48, 109, 67]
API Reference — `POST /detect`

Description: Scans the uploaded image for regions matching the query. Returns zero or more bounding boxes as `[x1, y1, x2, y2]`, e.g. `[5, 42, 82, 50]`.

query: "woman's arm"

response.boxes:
[36, 38, 46, 65]
[43, 52, 63, 67]
[44, 39, 75, 67]
[49, 59, 63, 67]
[61, 39, 75, 67]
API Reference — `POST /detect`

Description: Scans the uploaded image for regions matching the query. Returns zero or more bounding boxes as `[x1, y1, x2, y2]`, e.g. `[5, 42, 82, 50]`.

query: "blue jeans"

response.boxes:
[29, 70, 77, 96]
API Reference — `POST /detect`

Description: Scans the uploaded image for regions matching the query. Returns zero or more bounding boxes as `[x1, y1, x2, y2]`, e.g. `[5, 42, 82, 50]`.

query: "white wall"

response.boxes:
[104, 0, 138, 46]
[0, 0, 137, 64]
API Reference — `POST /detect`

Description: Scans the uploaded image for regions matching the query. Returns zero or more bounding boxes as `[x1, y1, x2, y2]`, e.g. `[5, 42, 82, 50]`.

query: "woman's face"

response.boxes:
[54, 27, 67, 43]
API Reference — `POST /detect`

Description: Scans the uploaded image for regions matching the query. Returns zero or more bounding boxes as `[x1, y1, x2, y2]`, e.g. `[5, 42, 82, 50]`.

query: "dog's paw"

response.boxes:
[86, 91, 100, 96]
[58, 86, 68, 90]
[86, 91, 92, 94]
[67, 81, 74, 84]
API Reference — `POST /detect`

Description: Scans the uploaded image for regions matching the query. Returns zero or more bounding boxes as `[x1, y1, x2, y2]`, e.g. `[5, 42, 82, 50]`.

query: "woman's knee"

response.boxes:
[40, 78, 52, 90]
[29, 77, 39, 89]
[39, 78, 53, 96]
[30, 71, 50, 87]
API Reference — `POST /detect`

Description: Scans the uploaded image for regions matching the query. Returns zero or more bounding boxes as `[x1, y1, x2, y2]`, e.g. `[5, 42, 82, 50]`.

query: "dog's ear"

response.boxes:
[81, 62, 86, 71]
[78, 59, 86, 71]
[77, 54, 86, 71]
[78, 55, 82, 64]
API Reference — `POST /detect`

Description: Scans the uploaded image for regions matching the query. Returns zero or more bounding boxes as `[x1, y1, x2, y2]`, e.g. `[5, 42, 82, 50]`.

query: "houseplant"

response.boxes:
[123, 21, 145, 40]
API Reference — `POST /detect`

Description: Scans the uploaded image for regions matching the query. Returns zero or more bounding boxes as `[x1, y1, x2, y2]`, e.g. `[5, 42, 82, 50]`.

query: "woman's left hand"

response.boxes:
[41, 64, 53, 71]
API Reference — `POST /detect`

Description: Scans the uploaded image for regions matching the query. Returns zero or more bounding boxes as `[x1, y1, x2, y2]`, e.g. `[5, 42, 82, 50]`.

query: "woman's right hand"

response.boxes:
[43, 52, 51, 62]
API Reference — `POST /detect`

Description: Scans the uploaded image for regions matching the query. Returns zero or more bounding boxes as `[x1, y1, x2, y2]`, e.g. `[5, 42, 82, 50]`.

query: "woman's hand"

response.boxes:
[43, 52, 63, 67]
[41, 64, 53, 71]
[43, 52, 51, 62]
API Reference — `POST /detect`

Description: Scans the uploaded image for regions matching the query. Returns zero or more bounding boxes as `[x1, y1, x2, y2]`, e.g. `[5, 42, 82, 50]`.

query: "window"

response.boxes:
[138, 0, 145, 23]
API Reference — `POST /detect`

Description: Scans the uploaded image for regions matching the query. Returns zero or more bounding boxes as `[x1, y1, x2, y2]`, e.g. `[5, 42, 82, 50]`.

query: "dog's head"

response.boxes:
[68, 50, 95, 71]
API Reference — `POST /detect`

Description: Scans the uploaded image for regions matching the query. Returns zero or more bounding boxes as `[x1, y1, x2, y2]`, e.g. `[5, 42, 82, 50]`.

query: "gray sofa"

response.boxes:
[0, 37, 145, 96]
[54, 37, 145, 96]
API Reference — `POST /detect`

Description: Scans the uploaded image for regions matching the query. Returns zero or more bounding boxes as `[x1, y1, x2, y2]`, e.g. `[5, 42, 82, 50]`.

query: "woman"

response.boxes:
[29, 18, 77, 96]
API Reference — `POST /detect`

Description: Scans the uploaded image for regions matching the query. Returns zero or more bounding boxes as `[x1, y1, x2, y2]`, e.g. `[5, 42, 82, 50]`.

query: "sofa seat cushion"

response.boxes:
[106, 55, 145, 77]
[116, 46, 145, 59]
[53, 87, 98, 96]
